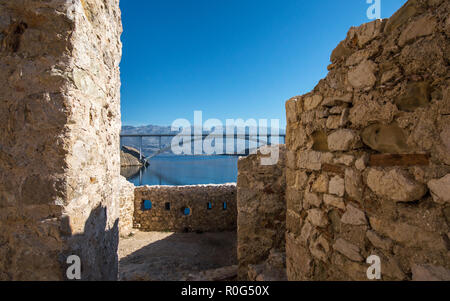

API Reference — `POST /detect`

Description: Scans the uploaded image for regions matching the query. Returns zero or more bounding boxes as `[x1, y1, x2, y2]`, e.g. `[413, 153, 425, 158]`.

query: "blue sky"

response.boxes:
[119, 0, 408, 128]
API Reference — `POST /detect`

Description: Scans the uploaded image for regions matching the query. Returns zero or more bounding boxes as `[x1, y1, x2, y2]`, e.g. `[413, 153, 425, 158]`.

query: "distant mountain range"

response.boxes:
[121, 125, 173, 135]
[120, 125, 285, 157]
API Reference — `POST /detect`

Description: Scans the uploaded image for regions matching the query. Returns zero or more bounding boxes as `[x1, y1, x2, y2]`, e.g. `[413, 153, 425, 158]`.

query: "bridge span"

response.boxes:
[119, 133, 286, 164]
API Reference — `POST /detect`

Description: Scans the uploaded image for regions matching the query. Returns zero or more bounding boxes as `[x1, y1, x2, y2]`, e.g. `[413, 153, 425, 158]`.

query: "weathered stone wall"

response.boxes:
[285, 0, 450, 281]
[237, 146, 287, 280]
[119, 177, 135, 237]
[0, 0, 122, 280]
[134, 184, 237, 232]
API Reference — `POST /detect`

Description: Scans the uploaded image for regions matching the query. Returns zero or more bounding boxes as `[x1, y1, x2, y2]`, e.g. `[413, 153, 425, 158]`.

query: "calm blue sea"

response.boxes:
[124, 155, 239, 186]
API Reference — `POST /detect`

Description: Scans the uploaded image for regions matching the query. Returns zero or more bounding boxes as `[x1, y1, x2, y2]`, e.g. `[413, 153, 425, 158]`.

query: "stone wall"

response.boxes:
[119, 177, 135, 237]
[285, 0, 450, 281]
[134, 184, 237, 232]
[0, 0, 122, 280]
[237, 146, 287, 280]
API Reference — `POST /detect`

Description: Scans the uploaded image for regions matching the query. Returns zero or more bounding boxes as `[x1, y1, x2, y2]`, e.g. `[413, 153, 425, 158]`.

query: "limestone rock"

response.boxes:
[307, 209, 328, 228]
[304, 95, 323, 111]
[412, 264, 450, 281]
[381, 66, 401, 84]
[323, 194, 345, 210]
[334, 155, 355, 166]
[297, 150, 333, 171]
[362, 123, 409, 154]
[304, 192, 322, 209]
[326, 115, 341, 129]
[333, 239, 363, 262]
[355, 154, 369, 171]
[366, 230, 392, 251]
[286, 98, 299, 123]
[300, 221, 314, 245]
[384, 0, 422, 34]
[346, 50, 370, 67]
[309, 235, 330, 262]
[395, 81, 430, 112]
[350, 19, 384, 48]
[369, 217, 446, 251]
[330, 40, 353, 63]
[345, 169, 363, 201]
[341, 204, 367, 226]
[322, 94, 353, 106]
[367, 169, 427, 203]
[312, 174, 329, 193]
[329, 176, 345, 197]
[348, 60, 377, 89]
[427, 174, 450, 204]
[328, 130, 360, 151]
[383, 258, 406, 280]
[398, 15, 437, 47]
[349, 99, 397, 127]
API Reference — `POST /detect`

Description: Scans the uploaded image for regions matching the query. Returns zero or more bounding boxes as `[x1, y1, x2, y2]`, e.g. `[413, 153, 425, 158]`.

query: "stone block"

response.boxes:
[367, 169, 427, 203]
[348, 60, 377, 89]
[362, 123, 409, 154]
[427, 174, 450, 204]
[328, 130, 361, 151]
[329, 176, 345, 197]
[307, 209, 329, 228]
[341, 204, 367, 226]
[333, 238, 364, 262]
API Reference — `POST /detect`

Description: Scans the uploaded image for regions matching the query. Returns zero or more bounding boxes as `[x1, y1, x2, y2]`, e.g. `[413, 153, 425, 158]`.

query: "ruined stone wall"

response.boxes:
[285, 0, 450, 281]
[0, 0, 122, 280]
[119, 177, 135, 237]
[134, 184, 237, 232]
[237, 146, 287, 280]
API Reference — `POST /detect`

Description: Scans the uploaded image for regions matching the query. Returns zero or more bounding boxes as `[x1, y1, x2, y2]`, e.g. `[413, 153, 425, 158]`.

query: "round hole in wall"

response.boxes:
[182, 207, 191, 216]
[142, 200, 152, 211]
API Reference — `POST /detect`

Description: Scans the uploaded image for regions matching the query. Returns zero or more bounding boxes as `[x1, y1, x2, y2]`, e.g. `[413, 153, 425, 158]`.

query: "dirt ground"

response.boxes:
[118, 231, 237, 281]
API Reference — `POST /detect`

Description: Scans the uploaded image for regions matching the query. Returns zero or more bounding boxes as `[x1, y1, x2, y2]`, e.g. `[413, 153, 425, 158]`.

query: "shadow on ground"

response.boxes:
[118, 231, 237, 281]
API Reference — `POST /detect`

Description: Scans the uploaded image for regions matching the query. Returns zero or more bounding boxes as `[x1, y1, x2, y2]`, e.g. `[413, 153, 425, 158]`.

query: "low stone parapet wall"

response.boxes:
[133, 184, 237, 232]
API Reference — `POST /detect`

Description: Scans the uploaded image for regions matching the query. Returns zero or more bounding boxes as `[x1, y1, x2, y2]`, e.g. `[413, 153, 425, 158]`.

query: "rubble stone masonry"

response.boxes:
[285, 0, 450, 281]
[134, 184, 237, 233]
[119, 176, 135, 237]
[0, 0, 123, 280]
[237, 146, 287, 280]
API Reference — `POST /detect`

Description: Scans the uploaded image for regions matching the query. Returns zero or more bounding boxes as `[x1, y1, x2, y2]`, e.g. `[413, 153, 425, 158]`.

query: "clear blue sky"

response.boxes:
[120, 0, 407, 128]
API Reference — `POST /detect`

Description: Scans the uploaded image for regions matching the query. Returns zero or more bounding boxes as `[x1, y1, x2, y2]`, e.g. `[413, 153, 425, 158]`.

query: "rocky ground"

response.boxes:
[118, 231, 237, 281]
